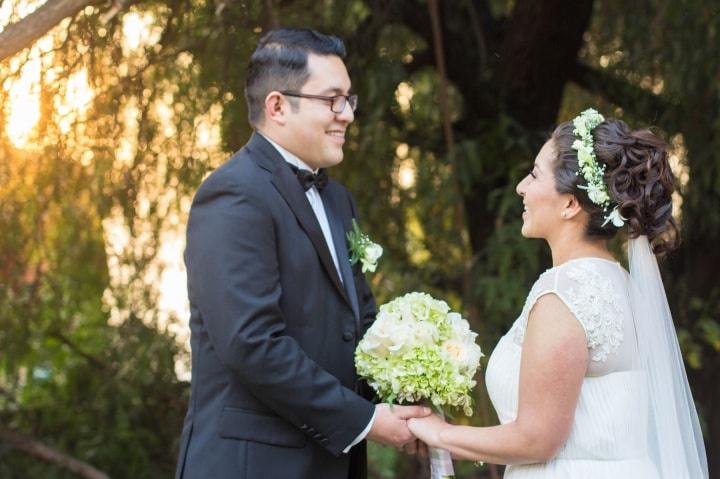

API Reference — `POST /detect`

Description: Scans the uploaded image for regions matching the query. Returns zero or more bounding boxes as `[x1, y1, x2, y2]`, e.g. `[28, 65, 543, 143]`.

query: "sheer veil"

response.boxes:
[628, 236, 708, 478]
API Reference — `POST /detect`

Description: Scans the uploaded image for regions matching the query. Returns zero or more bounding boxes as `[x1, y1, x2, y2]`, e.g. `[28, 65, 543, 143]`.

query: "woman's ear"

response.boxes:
[561, 194, 583, 220]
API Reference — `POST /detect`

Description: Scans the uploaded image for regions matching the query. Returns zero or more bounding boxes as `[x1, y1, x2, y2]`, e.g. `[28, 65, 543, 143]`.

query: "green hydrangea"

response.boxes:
[355, 292, 483, 416]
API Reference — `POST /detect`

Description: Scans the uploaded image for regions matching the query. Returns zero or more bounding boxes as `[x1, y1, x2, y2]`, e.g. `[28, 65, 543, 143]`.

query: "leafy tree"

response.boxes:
[1, 0, 718, 477]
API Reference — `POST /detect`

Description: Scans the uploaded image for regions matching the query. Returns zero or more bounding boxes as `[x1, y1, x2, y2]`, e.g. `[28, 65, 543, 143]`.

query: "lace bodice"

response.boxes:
[512, 257, 634, 376]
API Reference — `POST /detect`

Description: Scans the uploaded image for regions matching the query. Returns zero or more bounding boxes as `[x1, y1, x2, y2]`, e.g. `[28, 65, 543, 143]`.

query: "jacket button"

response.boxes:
[342, 331, 354, 342]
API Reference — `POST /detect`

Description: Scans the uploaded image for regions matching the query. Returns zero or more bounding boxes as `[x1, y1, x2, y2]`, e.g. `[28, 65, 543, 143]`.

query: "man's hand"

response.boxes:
[366, 404, 431, 451]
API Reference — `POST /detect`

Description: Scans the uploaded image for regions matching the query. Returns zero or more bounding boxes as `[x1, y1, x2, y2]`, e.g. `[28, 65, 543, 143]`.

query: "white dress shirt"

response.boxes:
[262, 135, 375, 452]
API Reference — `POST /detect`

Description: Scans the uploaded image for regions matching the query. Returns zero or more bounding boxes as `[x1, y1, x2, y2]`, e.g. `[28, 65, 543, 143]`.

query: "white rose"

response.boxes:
[413, 321, 438, 346]
[359, 243, 382, 273]
[361, 315, 401, 355]
[462, 341, 484, 373]
[448, 312, 470, 336]
[364, 243, 383, 263]
[442, 339, 482, 373]
[443, 339, 465, 362]
[360, 257, 377, 273]
[386, 321, 415, 353]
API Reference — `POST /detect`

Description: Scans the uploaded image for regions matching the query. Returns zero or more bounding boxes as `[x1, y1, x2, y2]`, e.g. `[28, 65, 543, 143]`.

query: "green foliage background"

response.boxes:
[1, 1, 718, 477]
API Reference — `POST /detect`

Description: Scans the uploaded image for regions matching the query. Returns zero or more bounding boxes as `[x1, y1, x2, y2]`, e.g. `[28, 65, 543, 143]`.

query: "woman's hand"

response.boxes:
[407, 413, 450, 449]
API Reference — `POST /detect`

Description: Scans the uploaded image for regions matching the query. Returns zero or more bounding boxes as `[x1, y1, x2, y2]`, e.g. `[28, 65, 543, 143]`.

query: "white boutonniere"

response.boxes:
[347, 219, 383, 273]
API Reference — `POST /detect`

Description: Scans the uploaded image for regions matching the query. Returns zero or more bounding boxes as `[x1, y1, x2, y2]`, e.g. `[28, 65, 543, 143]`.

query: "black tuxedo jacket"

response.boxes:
[175, 133, 377, 479]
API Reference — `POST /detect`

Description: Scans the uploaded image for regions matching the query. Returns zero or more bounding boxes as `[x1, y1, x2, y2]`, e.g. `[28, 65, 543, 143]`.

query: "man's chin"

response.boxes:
[321, 152, 344, 168]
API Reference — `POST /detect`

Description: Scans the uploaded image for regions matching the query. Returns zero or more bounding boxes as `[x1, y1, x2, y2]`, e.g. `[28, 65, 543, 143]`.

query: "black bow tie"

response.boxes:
[289, 164, 328, 191]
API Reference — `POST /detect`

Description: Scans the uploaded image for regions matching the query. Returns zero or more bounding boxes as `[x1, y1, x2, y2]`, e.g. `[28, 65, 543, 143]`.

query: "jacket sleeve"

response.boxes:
[185, 176, 374, 455]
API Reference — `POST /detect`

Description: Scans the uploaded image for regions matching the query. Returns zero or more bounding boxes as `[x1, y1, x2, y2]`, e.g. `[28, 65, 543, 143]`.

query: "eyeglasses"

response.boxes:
[280, 91, 358, 114]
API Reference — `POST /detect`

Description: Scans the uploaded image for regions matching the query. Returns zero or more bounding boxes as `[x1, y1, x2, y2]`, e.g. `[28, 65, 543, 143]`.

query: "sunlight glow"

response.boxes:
[395, 82, 414, 112]
[158, 210, 190, 331]
[668, 133, 689, 223]
[54, 69, 94, 134]
[3, 4, 161, 150]
[122, 11, 161, 54]
[2, 1, 46, 147]
[194, 103, 223, 149]
[117, 100, 140, 165]
[3, 0, 92, 148]
[3, 2, 217, 381]
[397, 158, 417, 190]
[0, 0, 46, 29]
[4, 57, 41, 147]
[395, 143, 416, 190]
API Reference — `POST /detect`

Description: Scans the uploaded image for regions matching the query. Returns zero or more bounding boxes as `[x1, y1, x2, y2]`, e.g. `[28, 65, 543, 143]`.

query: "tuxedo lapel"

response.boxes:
[323, 190, 360, 322]
[247, 134, 350, 306]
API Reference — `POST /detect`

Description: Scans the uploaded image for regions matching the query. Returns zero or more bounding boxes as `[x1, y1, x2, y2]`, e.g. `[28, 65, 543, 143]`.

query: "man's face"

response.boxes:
[282, 53, 354, 170]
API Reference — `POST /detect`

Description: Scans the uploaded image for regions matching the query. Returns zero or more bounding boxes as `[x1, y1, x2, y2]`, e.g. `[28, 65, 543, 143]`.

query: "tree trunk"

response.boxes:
[498, 0, 594, 130]
[462, 0, 595, 250]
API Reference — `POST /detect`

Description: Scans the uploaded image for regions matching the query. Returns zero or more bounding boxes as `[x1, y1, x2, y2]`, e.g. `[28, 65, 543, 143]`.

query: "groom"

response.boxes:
[175, 28, 429, 479]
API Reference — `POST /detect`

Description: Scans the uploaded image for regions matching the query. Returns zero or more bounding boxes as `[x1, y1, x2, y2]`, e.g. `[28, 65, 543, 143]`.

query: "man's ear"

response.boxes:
[264, 91, 288, 126]
[562, 194, 584, 220]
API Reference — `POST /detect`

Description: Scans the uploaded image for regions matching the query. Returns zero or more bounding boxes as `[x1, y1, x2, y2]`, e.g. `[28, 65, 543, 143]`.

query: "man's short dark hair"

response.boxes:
[245, 28, 346, 127]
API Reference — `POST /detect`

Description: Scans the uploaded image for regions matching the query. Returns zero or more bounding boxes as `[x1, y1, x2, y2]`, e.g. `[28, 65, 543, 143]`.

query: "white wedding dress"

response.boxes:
[485, 257, 659, 478]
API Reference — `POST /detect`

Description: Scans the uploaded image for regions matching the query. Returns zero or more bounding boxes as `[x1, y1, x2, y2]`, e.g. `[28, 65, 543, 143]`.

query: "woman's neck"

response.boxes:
[547, 233, 614, 267]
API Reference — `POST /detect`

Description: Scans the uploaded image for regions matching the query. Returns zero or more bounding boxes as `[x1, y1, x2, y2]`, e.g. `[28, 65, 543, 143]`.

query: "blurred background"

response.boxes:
[1, 0, 718, 477]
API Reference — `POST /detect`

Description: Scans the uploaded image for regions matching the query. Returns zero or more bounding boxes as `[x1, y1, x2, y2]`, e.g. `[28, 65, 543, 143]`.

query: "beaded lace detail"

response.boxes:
[513, 261, 624, 362]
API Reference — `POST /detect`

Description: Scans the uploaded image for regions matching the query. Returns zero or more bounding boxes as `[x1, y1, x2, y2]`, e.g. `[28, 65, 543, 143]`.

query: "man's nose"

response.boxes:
[335, 101, 354, 123]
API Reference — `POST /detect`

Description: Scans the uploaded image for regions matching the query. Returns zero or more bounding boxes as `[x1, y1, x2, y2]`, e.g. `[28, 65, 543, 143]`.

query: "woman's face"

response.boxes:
[516, 140, 569, 239]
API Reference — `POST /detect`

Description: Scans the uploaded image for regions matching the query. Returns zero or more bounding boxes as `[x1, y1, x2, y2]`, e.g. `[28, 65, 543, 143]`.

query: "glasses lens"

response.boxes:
[331, 96, 346, 113]
[330, 95, 358, 113]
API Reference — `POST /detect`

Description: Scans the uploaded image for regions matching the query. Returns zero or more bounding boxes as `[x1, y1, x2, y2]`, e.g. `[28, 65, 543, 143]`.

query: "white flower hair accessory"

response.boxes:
[571, 108, 626, 227]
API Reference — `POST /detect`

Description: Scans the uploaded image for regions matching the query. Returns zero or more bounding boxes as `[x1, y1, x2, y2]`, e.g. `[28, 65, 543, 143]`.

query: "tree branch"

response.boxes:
[0, 0, 104, 63]
[0, 429, 110, 479]
[49, 331, 108, 371]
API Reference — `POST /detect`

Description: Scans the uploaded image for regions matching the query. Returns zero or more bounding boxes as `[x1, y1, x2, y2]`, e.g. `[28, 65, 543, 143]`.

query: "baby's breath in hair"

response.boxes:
[572, 109, 625, 227]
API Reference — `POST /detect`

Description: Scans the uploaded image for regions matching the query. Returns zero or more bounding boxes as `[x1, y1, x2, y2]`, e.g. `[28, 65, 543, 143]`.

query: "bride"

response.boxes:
[408, 110, 708, 478]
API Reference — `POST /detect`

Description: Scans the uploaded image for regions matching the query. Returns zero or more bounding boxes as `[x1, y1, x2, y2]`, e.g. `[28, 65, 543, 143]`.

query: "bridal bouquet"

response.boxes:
[355, 292, 483, 479]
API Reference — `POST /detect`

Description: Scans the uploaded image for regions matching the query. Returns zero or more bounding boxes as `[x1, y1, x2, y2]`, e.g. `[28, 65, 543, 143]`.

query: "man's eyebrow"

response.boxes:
[319, 86, 352, 95]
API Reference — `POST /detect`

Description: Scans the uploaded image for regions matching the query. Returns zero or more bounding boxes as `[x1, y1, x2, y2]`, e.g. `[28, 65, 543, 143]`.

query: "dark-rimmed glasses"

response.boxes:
[280, 91, 358, 114]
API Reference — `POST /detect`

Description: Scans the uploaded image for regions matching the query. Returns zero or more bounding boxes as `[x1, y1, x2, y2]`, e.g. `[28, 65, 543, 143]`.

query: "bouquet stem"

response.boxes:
[427, 409, 454, 479]
[429, 445, 455, 479]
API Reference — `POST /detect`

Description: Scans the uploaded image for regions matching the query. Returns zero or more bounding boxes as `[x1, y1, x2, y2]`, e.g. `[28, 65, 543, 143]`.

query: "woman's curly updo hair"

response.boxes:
[551, 117, 678, 254]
